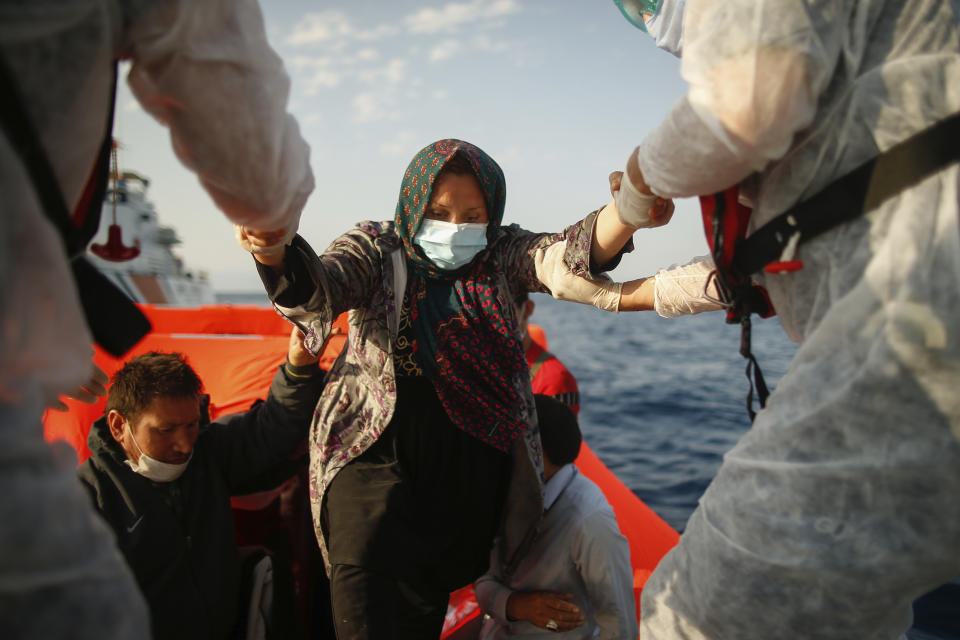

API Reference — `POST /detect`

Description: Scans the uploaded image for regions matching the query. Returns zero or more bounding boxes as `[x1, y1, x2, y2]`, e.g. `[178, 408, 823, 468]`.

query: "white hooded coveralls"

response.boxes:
[0, 1, 313, 636]
[632, 1, 960, 638]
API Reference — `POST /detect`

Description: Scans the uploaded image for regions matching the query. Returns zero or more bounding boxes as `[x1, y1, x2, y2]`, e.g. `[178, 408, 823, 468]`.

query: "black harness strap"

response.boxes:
[709, 111, 960, 422]
[0, 53, 150, 357]
[734, 111, 960, 278]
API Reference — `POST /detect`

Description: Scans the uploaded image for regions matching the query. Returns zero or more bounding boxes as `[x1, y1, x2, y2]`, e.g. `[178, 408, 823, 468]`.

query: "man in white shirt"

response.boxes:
[475, 394, 637, 639]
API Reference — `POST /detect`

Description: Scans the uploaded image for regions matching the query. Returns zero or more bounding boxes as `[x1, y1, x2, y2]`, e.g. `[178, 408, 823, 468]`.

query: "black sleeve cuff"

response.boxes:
[255, 240, 317, 308]
[283, 360, 321, 380]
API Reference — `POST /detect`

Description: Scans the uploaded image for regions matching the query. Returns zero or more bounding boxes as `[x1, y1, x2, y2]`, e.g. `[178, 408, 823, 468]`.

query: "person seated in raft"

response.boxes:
[78, 327, 324, 640]
[515, 290, 580, 416]
[235, 138, 673, 639]
[475, 394, 637, 639]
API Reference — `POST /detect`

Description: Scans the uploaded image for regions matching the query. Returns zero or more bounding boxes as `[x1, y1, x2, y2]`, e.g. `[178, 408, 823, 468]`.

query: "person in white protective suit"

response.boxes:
[607, 1, 960, 638]
[0, 1, 313, 636]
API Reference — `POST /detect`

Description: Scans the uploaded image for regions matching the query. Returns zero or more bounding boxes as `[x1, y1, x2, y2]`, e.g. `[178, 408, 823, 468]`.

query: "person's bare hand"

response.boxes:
[237, 225, 287, 267]
[50, 362, 109, 411]
[608, 170, 625, 197]
[505, 591, 585, 632]
[287, 327, 320, 368]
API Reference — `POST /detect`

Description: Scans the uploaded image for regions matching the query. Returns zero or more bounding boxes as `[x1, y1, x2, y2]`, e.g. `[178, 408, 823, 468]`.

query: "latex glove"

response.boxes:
[654, 255, 725, 318]
[49, 361, 109, 412]
[534, 241, 622, 312]
[505, 591, 585, 632]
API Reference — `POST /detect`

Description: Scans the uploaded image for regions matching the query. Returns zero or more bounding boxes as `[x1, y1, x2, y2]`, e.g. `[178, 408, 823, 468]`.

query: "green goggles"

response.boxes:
[612, 0, 660, 32]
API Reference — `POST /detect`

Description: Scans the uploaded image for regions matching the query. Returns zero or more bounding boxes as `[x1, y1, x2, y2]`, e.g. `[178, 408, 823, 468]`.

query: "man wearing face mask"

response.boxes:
[77, 327, 324, 640]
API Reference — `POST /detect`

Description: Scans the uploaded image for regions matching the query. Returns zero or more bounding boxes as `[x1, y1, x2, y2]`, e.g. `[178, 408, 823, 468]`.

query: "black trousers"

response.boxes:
[329, 564, 449, 639]
[324, 377, 511, 639]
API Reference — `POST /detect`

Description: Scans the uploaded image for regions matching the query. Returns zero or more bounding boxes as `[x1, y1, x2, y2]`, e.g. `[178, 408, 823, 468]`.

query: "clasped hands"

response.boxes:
[609, 147, 675, 230]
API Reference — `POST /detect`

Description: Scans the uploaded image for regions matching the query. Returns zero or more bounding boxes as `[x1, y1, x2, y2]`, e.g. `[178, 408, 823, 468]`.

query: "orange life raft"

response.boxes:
[41, 304, 678, 634]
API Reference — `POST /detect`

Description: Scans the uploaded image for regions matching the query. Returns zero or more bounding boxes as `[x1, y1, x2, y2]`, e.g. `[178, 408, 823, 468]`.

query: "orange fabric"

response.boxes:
[42, 332, 292, 464]
[574, 443, 679, 610]
[139, 304, 291, 336]
[42, 304, 349, 464]
[41, 305, 677, 632]
[527, 323, 548, 350]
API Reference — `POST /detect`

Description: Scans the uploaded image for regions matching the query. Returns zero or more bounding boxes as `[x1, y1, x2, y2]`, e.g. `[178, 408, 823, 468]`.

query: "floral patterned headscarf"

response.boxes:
[394, 138, 506, 277]
[393, 139, 528, 453]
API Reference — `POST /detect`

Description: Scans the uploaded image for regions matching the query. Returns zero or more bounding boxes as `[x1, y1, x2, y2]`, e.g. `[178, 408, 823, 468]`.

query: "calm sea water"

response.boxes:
[522, 294, 796, 532]
[218, 289, 796, 532]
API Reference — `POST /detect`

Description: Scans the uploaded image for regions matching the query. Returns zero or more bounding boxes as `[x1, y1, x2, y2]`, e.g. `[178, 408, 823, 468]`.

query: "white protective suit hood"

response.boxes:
[613, 0, 685, 57]
[631, 1, 960, 639]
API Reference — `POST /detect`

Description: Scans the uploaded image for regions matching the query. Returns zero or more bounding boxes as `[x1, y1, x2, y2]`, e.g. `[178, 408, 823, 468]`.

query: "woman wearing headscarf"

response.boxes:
[238, 138, 670, 638]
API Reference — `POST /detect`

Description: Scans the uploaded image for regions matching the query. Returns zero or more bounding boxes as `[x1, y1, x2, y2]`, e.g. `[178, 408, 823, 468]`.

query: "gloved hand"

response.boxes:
[49, 360, 109, 412]
[653, 255, 725, 318]
[534, 241, 622, 312]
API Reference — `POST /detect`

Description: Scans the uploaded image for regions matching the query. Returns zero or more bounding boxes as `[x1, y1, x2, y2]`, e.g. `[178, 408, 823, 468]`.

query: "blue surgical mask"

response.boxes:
[414, 218, 488, 271]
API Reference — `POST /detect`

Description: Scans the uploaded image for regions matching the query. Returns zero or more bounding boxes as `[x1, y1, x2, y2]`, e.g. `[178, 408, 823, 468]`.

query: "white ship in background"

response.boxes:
[86, 169, 216, 306]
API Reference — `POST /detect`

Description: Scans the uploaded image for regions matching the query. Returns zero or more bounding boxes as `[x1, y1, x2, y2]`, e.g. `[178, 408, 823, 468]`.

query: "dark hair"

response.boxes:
[106, 352, 203, 423]
[514, 289, 529, 306]
[438, 151, 475, 177]
[534, 394, 582, 466]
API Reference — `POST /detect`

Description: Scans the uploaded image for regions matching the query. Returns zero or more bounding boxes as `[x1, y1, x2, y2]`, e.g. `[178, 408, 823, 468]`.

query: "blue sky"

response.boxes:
[112, 0, 709, 292]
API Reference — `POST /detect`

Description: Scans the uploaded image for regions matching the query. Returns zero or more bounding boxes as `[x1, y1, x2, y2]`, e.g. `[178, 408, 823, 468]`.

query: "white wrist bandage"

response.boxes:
[615, 172, 659, 229]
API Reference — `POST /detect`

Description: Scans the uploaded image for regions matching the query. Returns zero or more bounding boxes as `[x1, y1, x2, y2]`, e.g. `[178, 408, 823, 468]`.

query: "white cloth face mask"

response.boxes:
[124, 421, 192, 483]
[414, 218, 489, 270]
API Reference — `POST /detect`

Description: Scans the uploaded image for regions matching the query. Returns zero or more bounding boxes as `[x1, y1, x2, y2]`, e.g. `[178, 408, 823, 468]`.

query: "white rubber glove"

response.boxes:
[653, 255, 725, 318]
[534, 241, 622, 312]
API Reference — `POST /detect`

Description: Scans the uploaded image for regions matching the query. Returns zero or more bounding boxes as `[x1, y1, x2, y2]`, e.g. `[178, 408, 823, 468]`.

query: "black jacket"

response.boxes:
[78, 362, 323, 640]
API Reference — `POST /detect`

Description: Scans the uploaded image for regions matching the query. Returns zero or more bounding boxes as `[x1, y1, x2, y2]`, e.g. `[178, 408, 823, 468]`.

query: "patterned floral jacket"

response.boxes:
[257, 208, 625, 571]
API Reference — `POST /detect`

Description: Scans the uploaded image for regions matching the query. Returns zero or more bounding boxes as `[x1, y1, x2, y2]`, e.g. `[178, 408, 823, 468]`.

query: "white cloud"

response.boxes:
[290, 56, 343, 94]
[405, 0, 520, 34]
[356, 59, 408, 86]
[472, 33, 510, 53]
[285, 10, 355, 45]
[429, 40, 461, 62]
[286, 11, 398, 47]
[354, 23, 402, 42]
[379, 130, 420, 157]
[352, 92, 387, 123]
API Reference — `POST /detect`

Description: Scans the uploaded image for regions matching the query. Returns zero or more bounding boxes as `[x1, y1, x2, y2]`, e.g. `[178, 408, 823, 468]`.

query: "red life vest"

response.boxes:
[697, 111, 960, 421]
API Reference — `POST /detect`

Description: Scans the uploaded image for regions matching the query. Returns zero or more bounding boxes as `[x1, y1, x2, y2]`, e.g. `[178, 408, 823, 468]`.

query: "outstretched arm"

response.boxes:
[125, 0, 314, 237]
[206, 326, 324, 493]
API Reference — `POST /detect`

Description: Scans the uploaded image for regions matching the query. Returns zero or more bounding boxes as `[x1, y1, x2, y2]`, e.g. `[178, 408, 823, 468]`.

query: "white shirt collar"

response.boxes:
[543, 463, 577, 511]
